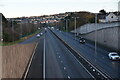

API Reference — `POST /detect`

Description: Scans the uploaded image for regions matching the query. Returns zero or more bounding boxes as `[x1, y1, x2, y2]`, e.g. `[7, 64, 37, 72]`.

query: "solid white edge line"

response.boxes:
[54, 32, 95, 79]
[51, 30, 95, 79]
[43, 34, 46, 80]
[24, 42, 39, 80]
[51, 30, 111, 79]
[67, 47, 96, 79]
[59, 32, 110, 79]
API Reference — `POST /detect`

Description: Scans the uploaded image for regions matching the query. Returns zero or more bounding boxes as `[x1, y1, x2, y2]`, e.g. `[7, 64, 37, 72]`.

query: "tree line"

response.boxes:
[48, 11, 96, 31]
[2, 20, 39, 42]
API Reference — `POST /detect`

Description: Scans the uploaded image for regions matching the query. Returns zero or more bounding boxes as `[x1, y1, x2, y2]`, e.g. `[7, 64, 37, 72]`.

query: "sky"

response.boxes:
[0, 0, 119, 18]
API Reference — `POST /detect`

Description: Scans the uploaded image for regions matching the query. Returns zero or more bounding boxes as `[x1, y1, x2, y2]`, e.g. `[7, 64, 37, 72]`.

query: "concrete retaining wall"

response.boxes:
[73, 22, 120, 52]
[2, 43, 36, 78]
[81, 27, 119, 51]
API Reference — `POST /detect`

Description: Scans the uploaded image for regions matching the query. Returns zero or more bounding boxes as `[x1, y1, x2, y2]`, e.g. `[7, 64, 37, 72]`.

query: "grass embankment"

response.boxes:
[0, 30, 41, 46]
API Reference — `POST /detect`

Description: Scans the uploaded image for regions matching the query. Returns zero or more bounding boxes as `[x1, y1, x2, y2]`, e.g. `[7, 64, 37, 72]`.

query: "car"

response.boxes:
[57, 29, 59, 31]
[36, 34, 40, 38]
[79, 38, 85, 44]
[108, 52, 120, 60]
[51, 27, 54, 29]
[40, 33, 43, 36]
[45, 28, 47, 30]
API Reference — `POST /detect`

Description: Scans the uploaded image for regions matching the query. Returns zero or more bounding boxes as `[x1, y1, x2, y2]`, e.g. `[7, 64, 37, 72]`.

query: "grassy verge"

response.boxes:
[0, 30, 41, 46]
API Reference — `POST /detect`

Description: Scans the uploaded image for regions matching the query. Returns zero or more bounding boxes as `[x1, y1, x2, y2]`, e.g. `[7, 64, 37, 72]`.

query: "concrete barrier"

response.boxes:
[72, 22, 120, 52]
[2, 43, 36, 78]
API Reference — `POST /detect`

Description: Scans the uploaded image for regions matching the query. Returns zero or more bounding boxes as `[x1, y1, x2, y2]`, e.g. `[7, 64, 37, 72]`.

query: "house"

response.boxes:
[106, 12, 118, 22]
[98, 12, 119, 23]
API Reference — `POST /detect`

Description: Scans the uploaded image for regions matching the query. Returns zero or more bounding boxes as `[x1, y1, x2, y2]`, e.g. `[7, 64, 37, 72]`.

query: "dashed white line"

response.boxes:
[61, 61, 63, 63]
[59, 56, 61, 58]
[64, 67, 66, 70]
[67, 49, 95, 79]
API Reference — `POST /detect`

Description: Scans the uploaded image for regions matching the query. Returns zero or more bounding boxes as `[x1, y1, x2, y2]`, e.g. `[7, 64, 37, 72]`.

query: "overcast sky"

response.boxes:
[0, 0, 119, 18]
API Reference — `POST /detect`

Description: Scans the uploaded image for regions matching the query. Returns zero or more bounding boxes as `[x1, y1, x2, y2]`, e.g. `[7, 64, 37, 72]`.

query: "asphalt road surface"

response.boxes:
[26, 36, 44, 79]
[25, 29, 95, 79]
[52, 29, 120, 79]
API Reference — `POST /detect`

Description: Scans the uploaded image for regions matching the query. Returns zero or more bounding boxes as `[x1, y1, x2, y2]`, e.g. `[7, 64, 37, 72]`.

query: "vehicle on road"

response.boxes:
[40, 32, 43, 36]
[51, 27, 54, 29]
[79, 38, 85, 44]
[108, 52, 120, 60]
[36, 34, 40, 38]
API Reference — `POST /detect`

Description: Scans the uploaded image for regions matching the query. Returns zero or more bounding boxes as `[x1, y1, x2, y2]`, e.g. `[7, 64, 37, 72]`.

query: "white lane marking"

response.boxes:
[64, 67, 66, 70]
[61, 61, 63, 63]
[43, 34, 46, 80]
[52, 29, 109, 79]
[24, 43, 39, 80]
[62, 38, 108, 79]
[58, 35, 96, 79]
[67, 49, 95, 79]
[59, 56, 61, 58]
[67, 76, 71, 79]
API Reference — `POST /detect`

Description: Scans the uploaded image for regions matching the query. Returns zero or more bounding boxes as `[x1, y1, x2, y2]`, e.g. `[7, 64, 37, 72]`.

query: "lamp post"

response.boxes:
[64, 19, 69, 41]
[95, 13, 97, 62]
[65, 19, 69, 32]
[20, 23, 23, 38]
[12, 19, 14, 42]
[66, 19, 68, 32]
[72, 17, 79, 40]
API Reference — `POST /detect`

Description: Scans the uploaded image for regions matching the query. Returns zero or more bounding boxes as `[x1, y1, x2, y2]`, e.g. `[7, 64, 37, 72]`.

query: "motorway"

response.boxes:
[52, 29, 120, 79]
[25, 29, 95, 79]
[23, 28, 120, 79]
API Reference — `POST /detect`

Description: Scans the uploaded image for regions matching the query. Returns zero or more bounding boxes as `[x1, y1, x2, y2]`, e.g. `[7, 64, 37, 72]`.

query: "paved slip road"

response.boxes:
[26, 36, 44, 79]
[25, 29, 95, 79]
[20, 31, 45, 44]
[52, 29, 120, 79]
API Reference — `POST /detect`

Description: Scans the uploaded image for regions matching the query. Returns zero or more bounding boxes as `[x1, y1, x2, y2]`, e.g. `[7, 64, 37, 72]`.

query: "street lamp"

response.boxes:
[66, 19, 68, 32]
[72, 17, 79, 40]
[64, 19, 69, 32]
[20, 23, 23, 38]
[95, 13, 97, 62]
[63, 19, 69, 41]
[12, 18, 14, 42]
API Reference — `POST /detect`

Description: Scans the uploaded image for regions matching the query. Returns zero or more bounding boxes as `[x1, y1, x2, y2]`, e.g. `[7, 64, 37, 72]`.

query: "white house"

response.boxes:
[106, 12, 118, 22]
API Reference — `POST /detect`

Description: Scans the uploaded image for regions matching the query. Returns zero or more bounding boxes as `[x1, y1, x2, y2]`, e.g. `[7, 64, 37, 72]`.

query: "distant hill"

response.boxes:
[59, 11, 95, 31]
